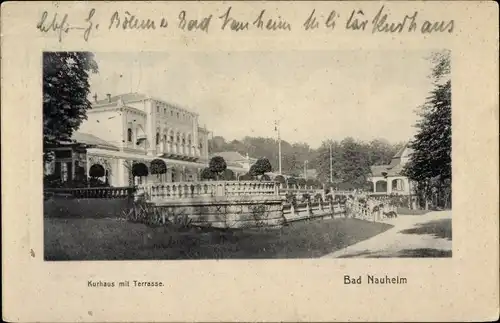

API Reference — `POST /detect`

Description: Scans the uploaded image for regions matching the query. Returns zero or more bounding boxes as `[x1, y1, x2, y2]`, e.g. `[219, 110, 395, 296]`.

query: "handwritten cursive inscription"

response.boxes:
[35, 5, 456, 41]
[178, 10, 212, 32]
[109, 11, 156, 30]
[36, 9, 98, 42]
[219, 7, 249, 31]
[36, 11, 70, 42]
[253, 10, 291, 31]
[371, 6, 418, 33]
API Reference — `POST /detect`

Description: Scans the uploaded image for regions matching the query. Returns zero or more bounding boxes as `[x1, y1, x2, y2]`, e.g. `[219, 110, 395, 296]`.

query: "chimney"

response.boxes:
[106, 93, 111, 102]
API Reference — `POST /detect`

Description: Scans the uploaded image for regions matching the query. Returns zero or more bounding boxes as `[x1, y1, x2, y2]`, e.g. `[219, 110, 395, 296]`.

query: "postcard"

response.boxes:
[1, 1, 499, 322]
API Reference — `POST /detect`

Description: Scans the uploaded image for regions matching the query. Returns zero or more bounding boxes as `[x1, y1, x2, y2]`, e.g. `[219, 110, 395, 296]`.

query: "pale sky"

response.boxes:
[89, 50, 435, 148]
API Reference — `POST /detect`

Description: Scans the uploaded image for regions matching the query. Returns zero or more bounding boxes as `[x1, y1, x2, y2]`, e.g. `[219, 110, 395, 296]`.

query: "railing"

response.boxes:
[138, 181, 279, 201]
[45, 187, 135, 199]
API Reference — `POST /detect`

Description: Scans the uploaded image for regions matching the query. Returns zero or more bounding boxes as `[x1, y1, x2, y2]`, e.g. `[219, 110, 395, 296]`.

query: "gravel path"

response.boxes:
[322, 211, 452, 258]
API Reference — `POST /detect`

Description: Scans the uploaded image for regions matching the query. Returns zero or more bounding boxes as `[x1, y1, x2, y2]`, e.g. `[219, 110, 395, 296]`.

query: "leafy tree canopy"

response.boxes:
[274, 175, 286, 184]
[238, 173, 253, 181]
[89, 164, 105, 178]
[208, 156, 227, 175]
[43, 52, 98, 160]
[200, 167, 217, 181]
[150, 159, 167, 175]
[132, 163, 149, 177]
[221, 168, 236, 181]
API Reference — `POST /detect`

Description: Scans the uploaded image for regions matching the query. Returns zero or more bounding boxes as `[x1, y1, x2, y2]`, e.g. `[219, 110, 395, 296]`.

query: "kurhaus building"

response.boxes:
[45, 92, 252, 186]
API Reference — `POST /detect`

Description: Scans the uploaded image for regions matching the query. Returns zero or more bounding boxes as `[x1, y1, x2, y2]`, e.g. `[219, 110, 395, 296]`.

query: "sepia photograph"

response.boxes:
[3, 1, 499, 322]
[43, 50, 452, 260]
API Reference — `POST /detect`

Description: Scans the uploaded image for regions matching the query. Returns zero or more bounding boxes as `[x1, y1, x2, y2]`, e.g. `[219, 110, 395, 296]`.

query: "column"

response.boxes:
[146, 100, 155, 156]
[116, 158, 126, 186]
[386, 179, 392, 195]
[193, 115, 200, 156]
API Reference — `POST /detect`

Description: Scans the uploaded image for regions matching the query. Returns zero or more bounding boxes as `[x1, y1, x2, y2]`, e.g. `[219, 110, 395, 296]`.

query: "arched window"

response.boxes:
[169, 133, 174, 142]
[127, 128, 132, 142]
[182, 137, 186, 145]
[156, 132, 160, 145]
[162, 134, 167, 142]
[176, 133, 180, 142]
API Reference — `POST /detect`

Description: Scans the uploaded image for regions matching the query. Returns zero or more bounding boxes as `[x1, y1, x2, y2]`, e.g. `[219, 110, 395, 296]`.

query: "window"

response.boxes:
[177, 112, 179, 118]
[182, 138, 186, 145]
[156, 132, 160, 145]
[127, 128, 132, 142]
[171, 111, 173, 116]
[199, 143, 203, 149]
[163, 135, 167, 142]
[164, 108, 166, 114]
[156, 106, 159, 113]
[176, 134, 180, 142]
[170, 134, 174, 142]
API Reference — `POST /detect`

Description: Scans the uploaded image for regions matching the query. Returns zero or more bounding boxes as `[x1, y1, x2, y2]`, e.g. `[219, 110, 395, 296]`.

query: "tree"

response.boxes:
[132, 163, 149, 177]
[89, 164, 105, 178]
[297, 178, 306, 187]
[287, 177, 297, 187]
[200, 167, 217, 181]
[239, 173, 253, 181]
[150, 159, 167, 175]
[221, 168, 236, 181]
[402, 50, 451, 209]
[274, 175, 286, 184]
[43, 52, 98, 161]
[261, 174, 271, 181]
[249, 157, 272, 179]
[208, 156, 227, 179]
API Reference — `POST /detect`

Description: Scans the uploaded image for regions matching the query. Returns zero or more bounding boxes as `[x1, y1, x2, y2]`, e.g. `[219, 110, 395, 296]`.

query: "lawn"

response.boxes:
[44, 217, 393, 260]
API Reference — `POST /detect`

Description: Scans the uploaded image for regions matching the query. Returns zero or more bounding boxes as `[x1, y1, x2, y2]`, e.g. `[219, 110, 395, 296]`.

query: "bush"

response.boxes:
[238, 173, 254, 181]
[200, 167, 217, 181]
[314, 193, 323, 203]
[132, 163, 149, 177]
[301, 193, 311, 203]
[274, 175, 286, 184]
[287, 177, 297, 187]
[260, 174, 271, 181]
[221, 168, 236, 180]
[249, 158, 272, 177]
[297, 178, 306, 187]
[209, 156, 227, 175]
[89, 164, 105, 178]
[306, 179, 318, 188]
[150, 159, 167, 175]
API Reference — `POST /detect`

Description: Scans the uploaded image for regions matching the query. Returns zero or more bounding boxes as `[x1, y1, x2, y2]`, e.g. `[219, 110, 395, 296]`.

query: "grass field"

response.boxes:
[44, 217, 393, 260]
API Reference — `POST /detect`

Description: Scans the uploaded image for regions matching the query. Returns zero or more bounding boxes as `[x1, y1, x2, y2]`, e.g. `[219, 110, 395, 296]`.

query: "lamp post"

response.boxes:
[329, 143, 333, 184]
[275, 120, 282, 175]
[304, 160, 308, 180]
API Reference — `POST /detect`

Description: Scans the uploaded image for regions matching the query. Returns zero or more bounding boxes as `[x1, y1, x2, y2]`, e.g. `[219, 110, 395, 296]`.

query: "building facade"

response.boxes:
[368, 144, 416, 195]
[44, 93, 264, 187]
[46, 93, 214, 186]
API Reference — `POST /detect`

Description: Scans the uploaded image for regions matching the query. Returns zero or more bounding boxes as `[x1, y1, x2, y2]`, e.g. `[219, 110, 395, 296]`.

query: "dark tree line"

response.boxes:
[402, 50, 452, 209]
[210, 136, 403, 189]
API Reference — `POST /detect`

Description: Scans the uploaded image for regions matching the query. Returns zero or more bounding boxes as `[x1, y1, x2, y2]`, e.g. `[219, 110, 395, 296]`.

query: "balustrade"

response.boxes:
[45, 187, 135, 199]
[138, 181, 278, 201]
